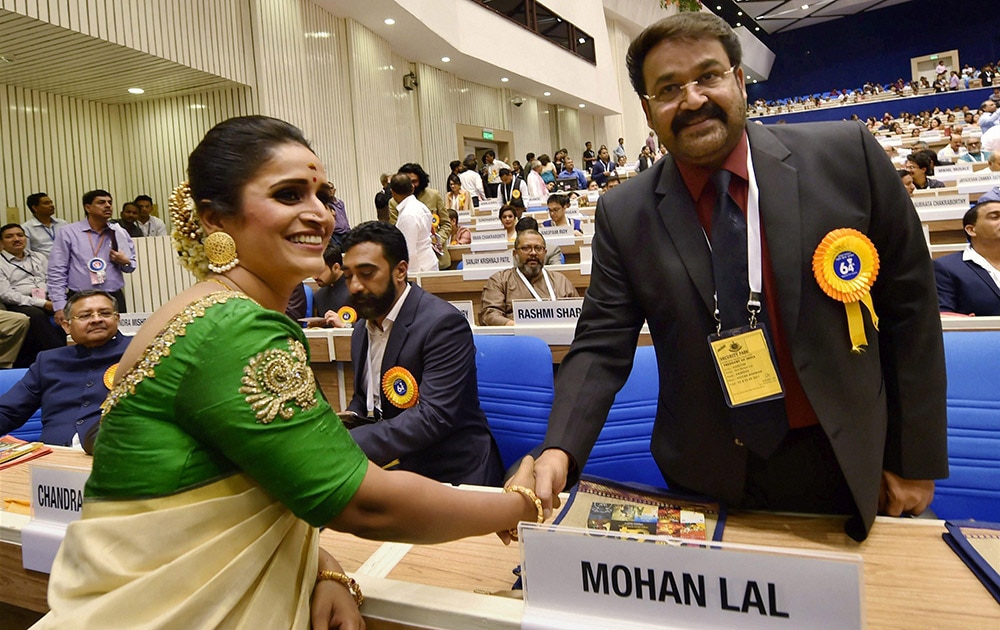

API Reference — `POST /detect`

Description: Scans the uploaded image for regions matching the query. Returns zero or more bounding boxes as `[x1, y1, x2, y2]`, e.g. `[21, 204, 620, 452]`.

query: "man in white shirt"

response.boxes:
[22, 193, 68, 257]
[978, 100, 1000, 135]
[936, 132, 967, 164]
[458, 154, 486, 207]
[388, 174, 438, 273]
[483, 150, 510, 198]
[134, 195, 167, 237]
[0, 223, 66, 366]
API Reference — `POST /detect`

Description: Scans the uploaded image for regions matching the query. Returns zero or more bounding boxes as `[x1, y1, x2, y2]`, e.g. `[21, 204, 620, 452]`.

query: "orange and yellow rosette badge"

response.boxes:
[812, 228, 880, 353]
[382, 366, 418, 409]
[103, 363, 119, 390]
[511, 189, 521, 199]
[431, 213, 440, 229]
[337, 306, 357, 325]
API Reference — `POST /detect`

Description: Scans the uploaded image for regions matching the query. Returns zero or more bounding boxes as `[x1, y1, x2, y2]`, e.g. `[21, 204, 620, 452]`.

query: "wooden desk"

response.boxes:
[2, 449, 997, 628]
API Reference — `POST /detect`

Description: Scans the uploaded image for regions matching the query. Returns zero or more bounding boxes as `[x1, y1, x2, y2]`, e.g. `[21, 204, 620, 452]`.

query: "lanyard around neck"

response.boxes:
[516, 267, 555, 301]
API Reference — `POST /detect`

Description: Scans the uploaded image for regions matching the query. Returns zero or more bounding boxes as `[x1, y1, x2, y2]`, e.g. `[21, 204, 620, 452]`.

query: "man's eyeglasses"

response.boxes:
[517, 245, 546, 254]
[644, 67, 737, 107]
[71, 310, 117, 322]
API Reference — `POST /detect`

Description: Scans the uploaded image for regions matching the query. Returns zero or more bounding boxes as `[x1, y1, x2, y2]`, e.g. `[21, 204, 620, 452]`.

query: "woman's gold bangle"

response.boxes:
[504, 484, 545, 540]
[317, 570, 364, 607]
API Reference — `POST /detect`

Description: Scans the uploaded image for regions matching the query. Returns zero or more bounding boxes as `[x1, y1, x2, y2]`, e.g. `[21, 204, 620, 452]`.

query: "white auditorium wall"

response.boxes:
[2, 0, 639, 231]
[606, 16, 654, 158]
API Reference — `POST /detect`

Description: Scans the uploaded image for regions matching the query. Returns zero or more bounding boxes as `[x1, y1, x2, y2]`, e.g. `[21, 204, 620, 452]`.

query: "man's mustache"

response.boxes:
[672, 102, 727, 134]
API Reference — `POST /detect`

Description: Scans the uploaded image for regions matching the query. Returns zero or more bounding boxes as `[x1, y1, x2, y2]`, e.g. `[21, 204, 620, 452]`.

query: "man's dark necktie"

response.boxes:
[710, 169, 788, 458]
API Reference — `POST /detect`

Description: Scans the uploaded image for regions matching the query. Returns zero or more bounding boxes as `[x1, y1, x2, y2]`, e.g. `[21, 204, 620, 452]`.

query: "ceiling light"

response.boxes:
[801, 4, 809, 8]
[578, 37, 586, 44]
[305, 31, 331, 38]
[384, 18, 395, 25]
[738, 12, 743, 16]
[736, 22, 741, 27]
[755, 27, 760, 31]
[543, 91, 551, 96]
[578, 103, 586, 108]
[716, 5, 721, 9]
[441, 56, 450, 63]
[501, 77, 509, 83]
[127, 87, 144, 95]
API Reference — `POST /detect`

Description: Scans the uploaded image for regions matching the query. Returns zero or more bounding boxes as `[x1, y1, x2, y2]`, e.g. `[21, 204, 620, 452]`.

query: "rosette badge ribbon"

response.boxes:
[812, 229, 880, 353]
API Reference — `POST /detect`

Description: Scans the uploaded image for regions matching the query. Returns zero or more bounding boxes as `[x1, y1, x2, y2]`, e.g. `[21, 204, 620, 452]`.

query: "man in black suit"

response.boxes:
[934, 188, 1000, 315]
[341, 222, 503, 486]
[527, 13, 947, 540]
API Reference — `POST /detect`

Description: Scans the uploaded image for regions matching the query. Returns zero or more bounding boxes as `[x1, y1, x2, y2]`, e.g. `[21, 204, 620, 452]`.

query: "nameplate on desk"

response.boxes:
[461, 251, 513, 280]
[22, 463, 89, 573]
[478, 199, 501, 214]
[513, 298, 584, 324]
[933, 163, 973, 181]
[474, 218, 503, 231]
[117, 311, 152, 335]
[471, 230, 509, 252]
[539, 226, 575, 247]
[879, 136, 903, 147]
[919, 131, 943, 142]
[956, 171, 1000, 194]
[449, 300, 475, 325]
[580, 246, 592, 275]
[527, 197, 548, 208]
[518, 524, 863, 630]
[457, 210, 472, 225]
[914, 194, 971, 220]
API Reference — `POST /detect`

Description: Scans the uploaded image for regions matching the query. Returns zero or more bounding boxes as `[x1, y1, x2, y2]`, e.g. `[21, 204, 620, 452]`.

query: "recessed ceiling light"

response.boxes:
[127, 87, 144, 95]
[801, 4, 809, 9]
[543, 91, 551, 96]
[384, 18, 395, 25]
[441, 56, 450, 63]
[738, 12, 743, 16]
[578, 103, 586, 108]
[716, 5, 721, 9]
[500, 77, 509, 83]
[735, 22, 741, 27]
[755, 27, 760, 31]
[578, 37, 586, 44]
[753, 79, 758, 84]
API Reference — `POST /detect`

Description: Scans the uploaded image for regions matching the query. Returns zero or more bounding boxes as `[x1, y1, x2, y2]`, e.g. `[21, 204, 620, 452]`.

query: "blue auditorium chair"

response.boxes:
[0, 368, 43, 441]
[582, 345, 664, 488]
[473, 335, 553, 469]
[931, 331, 1000, 521]
[303, 283, 314, 319]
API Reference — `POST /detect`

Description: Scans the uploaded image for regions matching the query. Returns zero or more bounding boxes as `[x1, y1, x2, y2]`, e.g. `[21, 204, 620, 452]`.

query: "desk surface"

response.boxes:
[1, 449, 997, 628]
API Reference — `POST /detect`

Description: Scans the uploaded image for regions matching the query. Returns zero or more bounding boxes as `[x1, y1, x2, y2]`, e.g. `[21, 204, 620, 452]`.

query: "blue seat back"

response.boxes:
[474, 335, 553, 469]
[932, 331, 1000, 521]
[0, 368, 43, 441]
[582, 346, 664, 488]
[303, 283, 314, 318]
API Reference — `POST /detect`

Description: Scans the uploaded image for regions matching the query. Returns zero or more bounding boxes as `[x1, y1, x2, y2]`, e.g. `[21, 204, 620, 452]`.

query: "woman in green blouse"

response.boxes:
[37, 116, 542, 629]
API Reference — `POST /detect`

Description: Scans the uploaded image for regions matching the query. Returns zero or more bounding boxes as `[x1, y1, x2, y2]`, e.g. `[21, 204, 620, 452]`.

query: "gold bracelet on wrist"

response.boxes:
[504, 484, 545, 541]
[316, 570, 364, 607]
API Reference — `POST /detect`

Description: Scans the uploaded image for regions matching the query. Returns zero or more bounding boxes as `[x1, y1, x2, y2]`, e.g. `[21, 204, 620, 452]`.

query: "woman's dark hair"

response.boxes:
[188, 116, 312, 216]
[626, 13, 742, 98]
[446, 174, 462, 188]
[342, 221, 409, 267]
[499, 205, 517, 219]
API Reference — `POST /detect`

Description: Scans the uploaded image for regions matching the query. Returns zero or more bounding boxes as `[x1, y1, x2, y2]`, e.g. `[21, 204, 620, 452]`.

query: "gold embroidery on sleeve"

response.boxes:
[239, 339, 318, 424]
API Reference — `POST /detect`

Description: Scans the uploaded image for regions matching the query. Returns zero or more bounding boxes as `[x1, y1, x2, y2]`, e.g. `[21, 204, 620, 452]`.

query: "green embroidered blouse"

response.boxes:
[86, 292, 368, 528]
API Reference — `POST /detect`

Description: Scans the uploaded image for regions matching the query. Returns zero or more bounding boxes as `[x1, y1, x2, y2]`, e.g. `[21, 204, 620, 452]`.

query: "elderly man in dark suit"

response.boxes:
[934, 188, 1000, 316]
[341, 221, 503, 486]
[526, 13, 947, 541]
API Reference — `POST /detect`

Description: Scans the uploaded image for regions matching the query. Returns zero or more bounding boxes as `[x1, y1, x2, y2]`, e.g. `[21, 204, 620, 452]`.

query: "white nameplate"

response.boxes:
[580, 245, 592, 275]
[22, 463, 90, 573]
[449, 300, 475, 326]
[912, 194, 970, 220]
[478, 199, 501, 214]
[475, 218, 502, 231]
[117, 311, 152, 335]
[539, 226, 575, 247]
[956, 172, 1000, 194]
[470, 229, 510, 252]
[933, 163, 973, 181]
[513, 298, 584, 324]
[919, 131, 943, 142]
[527, 197, 549, 209]
[519, 524, 863, 630]
[879, 136, 903, 147]
[457, 210, 472, 225]
[461, 251, 513, 280]
[587, 191, 600, 203]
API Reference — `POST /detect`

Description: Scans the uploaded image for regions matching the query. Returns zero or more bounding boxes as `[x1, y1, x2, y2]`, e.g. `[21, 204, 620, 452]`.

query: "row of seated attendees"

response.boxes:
[749, 57, 1000, 116]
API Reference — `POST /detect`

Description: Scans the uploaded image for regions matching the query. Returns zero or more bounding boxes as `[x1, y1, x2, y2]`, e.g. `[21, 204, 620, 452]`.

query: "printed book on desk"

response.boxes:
[943, 520, 1000, 604]
[554, 475, 726, 542]
[0, 436, 52, 470]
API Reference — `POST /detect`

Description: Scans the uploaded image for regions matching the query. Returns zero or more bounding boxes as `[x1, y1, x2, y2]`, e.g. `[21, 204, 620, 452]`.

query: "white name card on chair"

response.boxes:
[457, 211, 472, 225]
[461, 251, 513, 280]
[956, 172, 1000, 194]
[471, 230, 510, 252]
[539, 226, 575, 247]
[519, 524, 864, 630]
[913, 194, 970, 221]
[513, 298, 584, 325]
[117, 312, 153, 335]
[933, 164, 973, 182]
[22, 463, 89, 573]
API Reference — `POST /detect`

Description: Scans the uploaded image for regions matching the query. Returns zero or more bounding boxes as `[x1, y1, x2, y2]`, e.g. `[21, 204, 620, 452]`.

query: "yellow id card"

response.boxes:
[708, 326, 784, 407]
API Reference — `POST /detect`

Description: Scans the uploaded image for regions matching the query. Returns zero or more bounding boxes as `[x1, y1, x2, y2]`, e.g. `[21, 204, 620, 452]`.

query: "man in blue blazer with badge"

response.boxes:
[934, 188, 1000, 316]
[0, 290, 129, 446]
[524, 13, 947, 541]
[341, 222, 503, 486]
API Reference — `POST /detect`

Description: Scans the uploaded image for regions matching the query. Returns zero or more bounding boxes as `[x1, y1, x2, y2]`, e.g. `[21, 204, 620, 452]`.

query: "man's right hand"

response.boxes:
[54, 309, 66, 327]
[533, 448, 571, 518]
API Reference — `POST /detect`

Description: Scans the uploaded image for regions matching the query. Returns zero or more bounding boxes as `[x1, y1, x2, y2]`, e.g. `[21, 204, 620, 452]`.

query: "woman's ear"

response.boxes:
[198, 201, 227, 236]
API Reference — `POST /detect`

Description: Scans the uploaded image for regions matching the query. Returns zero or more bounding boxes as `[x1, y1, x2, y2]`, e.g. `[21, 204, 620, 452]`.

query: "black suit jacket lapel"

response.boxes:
[966, 258, 1000, 300]
[747, 124, 803, 341]
[654, 157, 715, 314]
